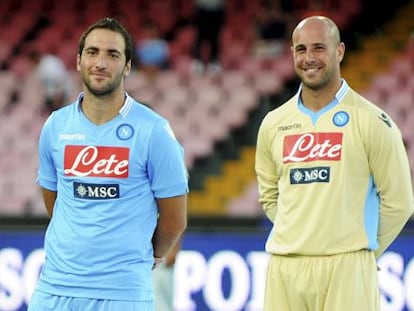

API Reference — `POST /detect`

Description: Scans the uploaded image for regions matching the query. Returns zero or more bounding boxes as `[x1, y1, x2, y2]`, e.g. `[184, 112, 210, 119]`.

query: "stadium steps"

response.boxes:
[188, 146, 256, 215]
[342, 1, 414, 92]
[382, 1, 414, 49]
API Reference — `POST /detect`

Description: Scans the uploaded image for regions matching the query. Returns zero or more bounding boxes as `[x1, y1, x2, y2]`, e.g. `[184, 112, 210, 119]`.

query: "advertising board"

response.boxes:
[1, 230, 413, 311]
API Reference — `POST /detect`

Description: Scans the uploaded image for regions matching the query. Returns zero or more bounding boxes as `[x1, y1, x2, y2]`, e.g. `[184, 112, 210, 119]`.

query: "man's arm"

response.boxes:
[255, 117, 279, 222]
[41, 188, 57, 218]
[164, 235, 182, 267]
[366, 112, 414, 258]
[152, 195, 187, 263]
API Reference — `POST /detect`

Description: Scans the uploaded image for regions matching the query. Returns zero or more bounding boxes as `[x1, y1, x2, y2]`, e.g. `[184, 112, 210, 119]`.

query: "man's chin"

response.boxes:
[87, 85, 114, 97]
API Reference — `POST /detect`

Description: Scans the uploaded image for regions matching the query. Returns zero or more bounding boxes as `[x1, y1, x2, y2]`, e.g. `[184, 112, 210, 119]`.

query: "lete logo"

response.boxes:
[64, 145, 129, 177]
[283, 132, 342, 163]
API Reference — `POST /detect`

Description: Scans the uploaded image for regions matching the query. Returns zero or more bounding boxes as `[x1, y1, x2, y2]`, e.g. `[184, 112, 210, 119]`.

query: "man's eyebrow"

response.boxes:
[107, 49, 122, 55]
[84, 47, 122, 54]
[294, 43, 326, 49]
[294, 44, 306, 50]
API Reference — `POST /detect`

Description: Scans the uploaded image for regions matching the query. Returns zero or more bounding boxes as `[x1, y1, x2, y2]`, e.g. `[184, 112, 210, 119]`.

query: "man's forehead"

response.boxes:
[293, 26, 330, 44]
[85, 29, 124, 48]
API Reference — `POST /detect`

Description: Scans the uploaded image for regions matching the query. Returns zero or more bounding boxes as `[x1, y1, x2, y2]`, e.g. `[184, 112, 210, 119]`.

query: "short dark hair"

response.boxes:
[78, 17, 134, 64]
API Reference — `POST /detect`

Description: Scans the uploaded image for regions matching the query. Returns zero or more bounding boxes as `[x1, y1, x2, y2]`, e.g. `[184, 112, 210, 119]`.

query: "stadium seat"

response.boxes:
[181, 134, 214, 169]
[219, 70, 252, 91]
[227, 181, 261, 217]
[253, 69, 284, 96]
[155, 70, 183, 90]
[8, 56, 33, 79]
[186, 104, 229, 142]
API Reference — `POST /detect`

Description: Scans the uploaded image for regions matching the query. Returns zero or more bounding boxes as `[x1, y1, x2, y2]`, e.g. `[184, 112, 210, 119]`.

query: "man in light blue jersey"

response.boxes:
[255, 16, 414, 311]
[28, 17, 188, 311]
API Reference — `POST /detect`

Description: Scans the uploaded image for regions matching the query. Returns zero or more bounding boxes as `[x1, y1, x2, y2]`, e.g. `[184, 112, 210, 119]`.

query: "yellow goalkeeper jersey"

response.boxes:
[255, 80, 414, 258]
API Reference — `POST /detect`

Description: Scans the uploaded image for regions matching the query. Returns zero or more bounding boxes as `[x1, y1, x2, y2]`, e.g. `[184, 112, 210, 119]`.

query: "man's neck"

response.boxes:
[301, 79, 341, 112]
[81, 92, 125, 125]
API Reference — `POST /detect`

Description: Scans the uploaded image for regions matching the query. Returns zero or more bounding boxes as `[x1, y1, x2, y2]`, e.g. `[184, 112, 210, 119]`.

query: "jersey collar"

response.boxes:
[75, 92, 133, 118]
[296, 79, 350, 124]
[296, 78, 350, 106]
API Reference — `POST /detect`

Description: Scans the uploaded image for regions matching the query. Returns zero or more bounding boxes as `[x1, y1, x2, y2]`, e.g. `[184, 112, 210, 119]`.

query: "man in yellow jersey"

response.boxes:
[255, 15, 414, 311]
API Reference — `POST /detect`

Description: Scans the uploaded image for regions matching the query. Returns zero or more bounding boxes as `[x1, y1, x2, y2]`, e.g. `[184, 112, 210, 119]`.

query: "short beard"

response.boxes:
[83, 73, 124, 97]
[85, 81, 117, 96]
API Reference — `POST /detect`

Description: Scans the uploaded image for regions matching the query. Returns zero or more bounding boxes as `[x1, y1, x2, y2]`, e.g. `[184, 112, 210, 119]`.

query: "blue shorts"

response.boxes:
[28, 290, 154, 311]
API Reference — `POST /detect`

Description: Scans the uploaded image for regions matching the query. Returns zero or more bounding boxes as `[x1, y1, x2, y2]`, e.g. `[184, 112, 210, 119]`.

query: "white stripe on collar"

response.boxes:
[119, 92, 133, 117]
[76, 92, 133, 118]
[296, 79, 350, 103]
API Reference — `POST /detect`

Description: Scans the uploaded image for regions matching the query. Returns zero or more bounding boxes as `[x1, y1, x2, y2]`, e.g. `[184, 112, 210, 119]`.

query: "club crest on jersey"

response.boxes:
[74, 182, 120, 199]
[64, 145, 129, 177]
[116, 124, 134, 140]
[290, 167, 330, 184]
[332, 111, 349, 127]
[283, 132, 342, 163]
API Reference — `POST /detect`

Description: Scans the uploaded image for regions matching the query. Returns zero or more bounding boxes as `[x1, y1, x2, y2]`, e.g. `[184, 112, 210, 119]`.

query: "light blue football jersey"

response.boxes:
[36, 93, 189, 300]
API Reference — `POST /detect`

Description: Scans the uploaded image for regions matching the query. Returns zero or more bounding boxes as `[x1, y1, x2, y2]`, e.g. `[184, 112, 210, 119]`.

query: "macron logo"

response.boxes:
[59, 133, 86, 140]
[283, 133, 342, 163]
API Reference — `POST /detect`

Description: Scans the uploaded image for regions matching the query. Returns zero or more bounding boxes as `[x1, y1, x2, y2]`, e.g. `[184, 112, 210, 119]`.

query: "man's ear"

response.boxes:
[76, 54, 81, 72]
[124, 60, 132, 77]
[338, 42, 345, 63]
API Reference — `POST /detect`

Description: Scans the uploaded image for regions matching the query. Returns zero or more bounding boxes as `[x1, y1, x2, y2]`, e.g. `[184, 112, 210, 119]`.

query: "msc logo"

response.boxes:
[290, 167, 330, 184]
[74, 182, 119, 200]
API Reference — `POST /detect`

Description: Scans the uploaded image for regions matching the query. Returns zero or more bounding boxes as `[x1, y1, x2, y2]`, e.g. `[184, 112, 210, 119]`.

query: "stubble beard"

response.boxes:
[300, 70, 331, 91]
[83, 73, 124, 97]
